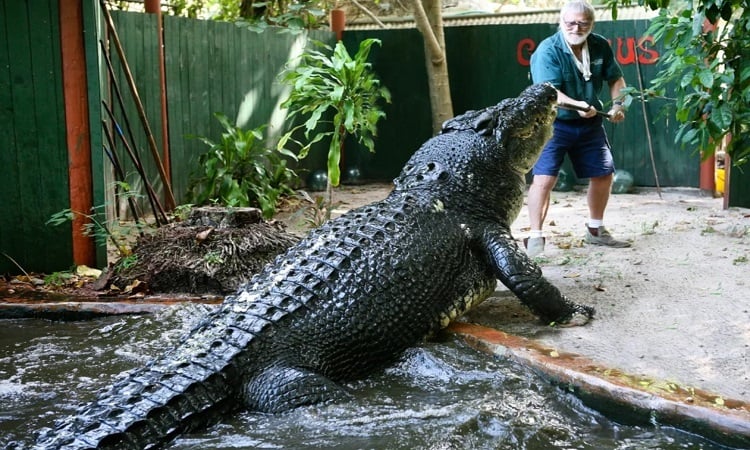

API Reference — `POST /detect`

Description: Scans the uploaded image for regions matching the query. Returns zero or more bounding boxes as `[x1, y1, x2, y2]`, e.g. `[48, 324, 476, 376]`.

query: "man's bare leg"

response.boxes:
[525, 175, 557, 256]
[528, 175, 557, 230]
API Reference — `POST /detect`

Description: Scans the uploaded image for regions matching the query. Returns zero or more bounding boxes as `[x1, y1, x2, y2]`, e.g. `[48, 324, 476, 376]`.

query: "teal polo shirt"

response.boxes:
[530, 31, 623, 121]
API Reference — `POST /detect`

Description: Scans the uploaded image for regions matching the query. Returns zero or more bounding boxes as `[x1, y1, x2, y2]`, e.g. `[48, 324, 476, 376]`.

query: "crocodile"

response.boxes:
[34, 83, 593, 449]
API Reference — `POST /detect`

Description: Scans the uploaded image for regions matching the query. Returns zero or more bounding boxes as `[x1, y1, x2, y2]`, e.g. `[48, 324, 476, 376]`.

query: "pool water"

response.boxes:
[0, 305, 729, 449]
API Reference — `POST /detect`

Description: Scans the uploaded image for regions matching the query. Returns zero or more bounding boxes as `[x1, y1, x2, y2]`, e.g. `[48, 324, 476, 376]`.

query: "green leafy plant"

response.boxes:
[610, 0, 749, 165]
[170, 203, 194, 222]
[294, 190, 341, 228]
[44, 271, 74, 287]
[47, 183, 148, 257]
[236, 2, 328, 33]
[187, 112, 299, 218]
[115, 254, 139, 271]
[203, 251, 225, 266]
[277, 38, 391, 192]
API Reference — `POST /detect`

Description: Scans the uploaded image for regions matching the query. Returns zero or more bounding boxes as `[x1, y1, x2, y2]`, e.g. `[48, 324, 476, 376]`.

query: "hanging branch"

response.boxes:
[349, 0, 387, 28]
[411, 0, 444, 64]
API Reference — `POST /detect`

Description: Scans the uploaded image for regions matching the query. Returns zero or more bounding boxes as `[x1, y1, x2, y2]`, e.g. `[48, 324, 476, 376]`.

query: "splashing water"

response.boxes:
[0, 304, 726, 449]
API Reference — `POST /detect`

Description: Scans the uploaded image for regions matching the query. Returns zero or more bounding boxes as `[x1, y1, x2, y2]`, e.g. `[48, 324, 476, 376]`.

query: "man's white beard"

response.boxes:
[565, 30, 591, 46]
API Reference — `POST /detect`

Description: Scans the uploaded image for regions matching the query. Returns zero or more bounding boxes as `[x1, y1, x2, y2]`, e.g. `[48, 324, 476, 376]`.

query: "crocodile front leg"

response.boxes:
[481, 227, 594, 325]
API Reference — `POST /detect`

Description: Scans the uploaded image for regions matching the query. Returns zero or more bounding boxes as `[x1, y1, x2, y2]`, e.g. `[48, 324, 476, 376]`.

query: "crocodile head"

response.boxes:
[392, 83, 557, 224]
[439, 82, 558, 174]
[494, 82, 558, 173]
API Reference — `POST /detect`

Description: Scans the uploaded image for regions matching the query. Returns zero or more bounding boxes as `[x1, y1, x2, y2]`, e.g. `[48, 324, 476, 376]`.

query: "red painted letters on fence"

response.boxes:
[516, 36, 659, 67]
[517, 38, 537, 67]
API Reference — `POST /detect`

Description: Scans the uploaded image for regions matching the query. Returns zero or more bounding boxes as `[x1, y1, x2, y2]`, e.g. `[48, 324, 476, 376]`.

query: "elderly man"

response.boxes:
[525, 0, 630, 257]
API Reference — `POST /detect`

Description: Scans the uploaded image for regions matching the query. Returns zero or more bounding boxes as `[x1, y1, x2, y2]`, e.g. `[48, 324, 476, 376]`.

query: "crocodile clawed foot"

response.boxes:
[554, 304, 595, 328]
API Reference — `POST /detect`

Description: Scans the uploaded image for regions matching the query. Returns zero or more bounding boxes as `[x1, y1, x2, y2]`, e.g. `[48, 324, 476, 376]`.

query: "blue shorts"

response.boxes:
[532, 117, 615, 178]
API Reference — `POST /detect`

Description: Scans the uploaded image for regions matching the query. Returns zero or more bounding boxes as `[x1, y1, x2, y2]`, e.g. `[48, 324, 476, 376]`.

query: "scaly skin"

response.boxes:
[34, 83, 593, 449]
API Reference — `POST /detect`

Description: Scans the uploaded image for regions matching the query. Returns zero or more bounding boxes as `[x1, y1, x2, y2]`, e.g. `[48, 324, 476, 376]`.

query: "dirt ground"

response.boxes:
[310, 182, 750, 403]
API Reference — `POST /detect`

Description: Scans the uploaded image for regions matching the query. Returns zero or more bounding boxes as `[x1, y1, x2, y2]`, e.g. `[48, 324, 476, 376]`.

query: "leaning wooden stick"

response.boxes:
[100, 0, 176, 210]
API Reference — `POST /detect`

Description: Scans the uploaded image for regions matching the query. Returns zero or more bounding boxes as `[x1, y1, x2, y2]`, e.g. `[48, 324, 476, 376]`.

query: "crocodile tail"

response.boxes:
[34, 329, 245, 449]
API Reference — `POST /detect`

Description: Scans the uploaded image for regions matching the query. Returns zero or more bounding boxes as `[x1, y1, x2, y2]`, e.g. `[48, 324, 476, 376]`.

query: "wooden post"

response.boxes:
[60, 0, 96, 266]
[144, 0, 171, 200]
[330, 9, 345, 41]
[699, 153, 715, 194]
[698, 19, 717, 197]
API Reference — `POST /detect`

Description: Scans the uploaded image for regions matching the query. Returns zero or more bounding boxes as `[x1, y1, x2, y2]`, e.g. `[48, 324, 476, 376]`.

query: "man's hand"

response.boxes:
[607, 104, 625, 123]
[567, 100, 598, 118]
[578, 103, 598, 119]
[578, 104, 596, 119]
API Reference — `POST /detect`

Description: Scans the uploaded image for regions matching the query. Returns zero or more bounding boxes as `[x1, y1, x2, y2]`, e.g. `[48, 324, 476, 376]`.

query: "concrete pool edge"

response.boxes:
[0, 296, 222, 319]
[448, 321, 750, 449]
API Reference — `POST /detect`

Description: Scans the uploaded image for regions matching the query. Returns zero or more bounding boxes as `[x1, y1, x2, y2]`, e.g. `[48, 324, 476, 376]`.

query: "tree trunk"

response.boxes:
[413, 0, 453, 134]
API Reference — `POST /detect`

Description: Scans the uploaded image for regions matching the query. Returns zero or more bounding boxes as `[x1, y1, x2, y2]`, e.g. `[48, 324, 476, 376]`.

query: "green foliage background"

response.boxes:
[610, 0, 749, 164]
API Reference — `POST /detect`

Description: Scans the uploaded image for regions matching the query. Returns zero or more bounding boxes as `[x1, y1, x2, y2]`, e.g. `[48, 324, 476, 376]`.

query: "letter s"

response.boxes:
[637, 36, 659, 64]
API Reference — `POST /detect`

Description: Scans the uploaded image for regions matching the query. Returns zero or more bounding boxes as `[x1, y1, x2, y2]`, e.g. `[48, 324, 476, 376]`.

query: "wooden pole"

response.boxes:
[330, 9, 345, 41]
[60, 0, 96, 266]
[698, 19, 718, 197]
[144, 0, 171, 195]
[633, 44, 662, 199]
[99, 0, 176, 210]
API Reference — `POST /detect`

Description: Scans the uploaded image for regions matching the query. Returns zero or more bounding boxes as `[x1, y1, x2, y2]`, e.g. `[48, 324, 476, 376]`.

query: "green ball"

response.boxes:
[342, 166, 364, 185]
[553, 169, 575, 192]
[612, 170, 634, 194]
[306, 170, 328, 192]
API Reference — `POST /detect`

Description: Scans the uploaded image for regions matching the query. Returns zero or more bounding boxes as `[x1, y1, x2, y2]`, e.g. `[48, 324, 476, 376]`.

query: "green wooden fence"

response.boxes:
[110, 12, 333, 207]
[341, 20, 697, 187]
[107, 14, 706, 213]
[0, 0, 72, 274]
[1, 6, 737, 274]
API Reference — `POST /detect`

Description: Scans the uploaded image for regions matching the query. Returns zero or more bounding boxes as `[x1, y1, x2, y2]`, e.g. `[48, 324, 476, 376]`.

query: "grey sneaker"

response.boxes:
[585, 225, 631, 248]
[523, 236, 546, 257]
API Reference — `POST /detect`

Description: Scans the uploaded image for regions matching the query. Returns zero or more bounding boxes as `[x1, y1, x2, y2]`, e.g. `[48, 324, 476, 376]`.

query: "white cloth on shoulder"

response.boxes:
[564, 38, 591, 81]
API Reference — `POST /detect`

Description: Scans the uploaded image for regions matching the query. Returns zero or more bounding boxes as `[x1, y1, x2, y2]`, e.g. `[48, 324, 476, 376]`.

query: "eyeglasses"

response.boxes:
[563, 20, 592, 29]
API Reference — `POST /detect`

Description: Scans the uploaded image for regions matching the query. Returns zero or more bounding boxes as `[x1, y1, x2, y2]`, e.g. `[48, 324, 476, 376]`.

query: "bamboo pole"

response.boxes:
[633, 42, 662, 199]
[99, 0, 176, 210]
[102, 101, 168, 225]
